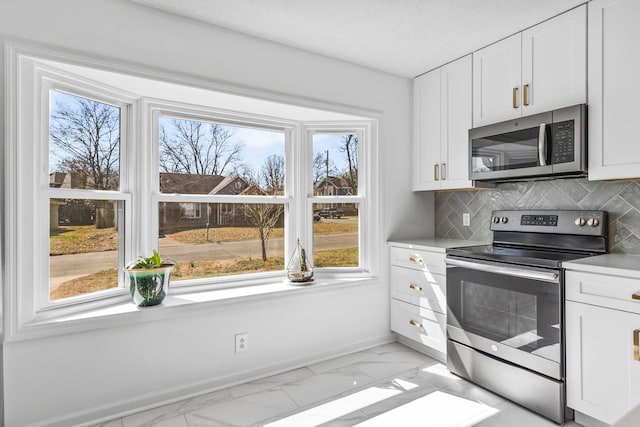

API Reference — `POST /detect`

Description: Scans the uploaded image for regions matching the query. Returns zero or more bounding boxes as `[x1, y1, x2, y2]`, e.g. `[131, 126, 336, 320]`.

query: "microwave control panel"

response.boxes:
[551, 120, 575, 164]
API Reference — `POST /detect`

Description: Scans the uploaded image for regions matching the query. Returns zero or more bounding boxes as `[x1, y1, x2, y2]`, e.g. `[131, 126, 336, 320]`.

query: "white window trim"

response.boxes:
[4, 43, 381, 342]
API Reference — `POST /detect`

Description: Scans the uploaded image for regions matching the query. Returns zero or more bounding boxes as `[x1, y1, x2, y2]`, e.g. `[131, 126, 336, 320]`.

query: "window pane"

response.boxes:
[49, 91, 120, 190]
[49, 198, 123, 301]
[158, 202, 285, 280]
[312, 133, 358, 196]
[312, 202, 359, 268]
[158, 117, 285, 195]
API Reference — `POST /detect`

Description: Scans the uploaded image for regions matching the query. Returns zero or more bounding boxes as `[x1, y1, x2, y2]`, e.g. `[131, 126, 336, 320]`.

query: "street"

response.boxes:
[49, 232, 358, 290]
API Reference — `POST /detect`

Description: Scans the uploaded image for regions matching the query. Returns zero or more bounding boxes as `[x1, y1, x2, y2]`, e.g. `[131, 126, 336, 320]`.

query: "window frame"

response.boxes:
[5, 45, 381, 341]
[143, 100, 297, 289]
[305, 124, 371, 273]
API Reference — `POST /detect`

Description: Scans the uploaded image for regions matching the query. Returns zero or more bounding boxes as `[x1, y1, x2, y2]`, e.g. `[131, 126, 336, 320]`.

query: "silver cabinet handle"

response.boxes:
[434, 164, 440, 181]
[441, 163, 446, 180]
[634, 329, 640, 362]
[446, 257, 559, 283]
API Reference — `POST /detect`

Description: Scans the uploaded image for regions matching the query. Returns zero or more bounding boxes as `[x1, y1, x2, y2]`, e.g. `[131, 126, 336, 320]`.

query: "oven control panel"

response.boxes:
[490, 210, 607, 236]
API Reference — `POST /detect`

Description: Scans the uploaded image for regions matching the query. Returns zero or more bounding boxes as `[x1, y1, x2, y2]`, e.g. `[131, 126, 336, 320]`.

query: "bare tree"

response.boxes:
[261, 154, 285, 195]
[159, 119, 244, 175]
[245, 203, 284, 262]
[340, 134, 358, 194]
[50, 95, 120, 190]
[244, 154, 285, 261]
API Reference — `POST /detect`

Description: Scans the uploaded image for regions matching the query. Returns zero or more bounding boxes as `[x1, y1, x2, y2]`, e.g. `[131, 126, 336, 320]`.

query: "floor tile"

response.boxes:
[308, 350, 377, 375]
[280, 365, 376, 407]
[353, 390, 500, 427]
[472, 399, 560, 427]
[93, 343, 584, 427]
[185, 389, 297, 427]
[228, 367, 315, 398]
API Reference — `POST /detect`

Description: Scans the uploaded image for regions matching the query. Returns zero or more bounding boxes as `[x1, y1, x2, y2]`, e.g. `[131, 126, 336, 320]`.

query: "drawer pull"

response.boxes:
[632, 292, 640, 301]
[408, 256, 423, 264]
[409, 284, 423, 292]
[409, 319, 423, 329]
[635, 330, 640, 362]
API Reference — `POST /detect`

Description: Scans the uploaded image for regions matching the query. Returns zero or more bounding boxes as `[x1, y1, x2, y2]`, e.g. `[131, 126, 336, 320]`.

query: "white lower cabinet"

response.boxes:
[388, 243, 448, 361]
[565, 268, 640, 425]
[390, 299, 446, 355]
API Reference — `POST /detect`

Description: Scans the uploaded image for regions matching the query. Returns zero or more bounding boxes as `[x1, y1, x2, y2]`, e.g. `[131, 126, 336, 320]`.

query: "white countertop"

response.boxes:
[563, 253, 640, 279]
[387, 238, 487, 252]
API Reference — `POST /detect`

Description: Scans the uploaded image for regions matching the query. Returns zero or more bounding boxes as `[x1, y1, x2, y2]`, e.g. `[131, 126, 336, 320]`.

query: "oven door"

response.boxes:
[446, 256, 562, 379]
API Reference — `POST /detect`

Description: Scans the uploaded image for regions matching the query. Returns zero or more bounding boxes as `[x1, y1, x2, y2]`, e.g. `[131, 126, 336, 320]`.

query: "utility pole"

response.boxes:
[325, 149, 330, 198]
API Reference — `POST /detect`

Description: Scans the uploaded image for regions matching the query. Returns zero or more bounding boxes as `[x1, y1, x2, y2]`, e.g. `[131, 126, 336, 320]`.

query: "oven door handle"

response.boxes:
[446, 258, 559, 283]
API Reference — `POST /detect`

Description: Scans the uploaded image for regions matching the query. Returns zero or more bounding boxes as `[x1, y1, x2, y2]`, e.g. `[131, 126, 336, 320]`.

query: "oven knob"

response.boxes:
[587, 218, 600, 227]
[500, 217, 508, 224]
[575, 217, 586, 226]
[492, 216, 500, 224]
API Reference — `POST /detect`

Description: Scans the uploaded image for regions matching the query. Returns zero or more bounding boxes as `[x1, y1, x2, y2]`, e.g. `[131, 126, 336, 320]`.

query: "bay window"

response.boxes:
[6, 46, 378, 340]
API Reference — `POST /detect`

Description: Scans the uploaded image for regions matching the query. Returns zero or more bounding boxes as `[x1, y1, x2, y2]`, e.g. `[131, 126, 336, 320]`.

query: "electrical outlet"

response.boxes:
[463, 213, 471, 227]
[235, 332, 249, 354]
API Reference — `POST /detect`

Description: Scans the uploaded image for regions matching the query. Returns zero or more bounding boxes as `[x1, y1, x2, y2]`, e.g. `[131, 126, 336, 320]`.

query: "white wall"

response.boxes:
[0, 0, 434, 425]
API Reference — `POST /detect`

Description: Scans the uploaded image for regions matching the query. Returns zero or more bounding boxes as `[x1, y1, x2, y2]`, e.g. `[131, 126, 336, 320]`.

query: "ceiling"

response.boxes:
[130, 0, 585, 78]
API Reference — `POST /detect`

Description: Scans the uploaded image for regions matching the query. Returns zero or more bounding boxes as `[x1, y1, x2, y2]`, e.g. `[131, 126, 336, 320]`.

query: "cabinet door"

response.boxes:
[440, 55, 473, 190]
[566, 301, 640, 424]
[588, 0, 640, 180]
[521, 5, 586, 116]
[472, 33, 521, 127]
[413, 69, 442, 190]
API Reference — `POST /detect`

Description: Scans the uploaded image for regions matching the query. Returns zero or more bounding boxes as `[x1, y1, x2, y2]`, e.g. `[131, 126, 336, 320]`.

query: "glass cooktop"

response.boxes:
[446, 244, 598, 269]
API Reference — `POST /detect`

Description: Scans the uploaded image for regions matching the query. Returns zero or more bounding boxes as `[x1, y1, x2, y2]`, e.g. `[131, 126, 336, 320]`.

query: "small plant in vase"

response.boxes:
[125, 250, 176, 307]
[287, 239, 314, 283]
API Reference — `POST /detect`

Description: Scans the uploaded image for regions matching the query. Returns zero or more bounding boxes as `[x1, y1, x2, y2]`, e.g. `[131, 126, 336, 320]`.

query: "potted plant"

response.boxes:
[124, 250, 176, 307]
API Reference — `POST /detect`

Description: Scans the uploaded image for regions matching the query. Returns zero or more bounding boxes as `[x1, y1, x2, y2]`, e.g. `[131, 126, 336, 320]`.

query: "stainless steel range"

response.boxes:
[445, 209, 608, 424]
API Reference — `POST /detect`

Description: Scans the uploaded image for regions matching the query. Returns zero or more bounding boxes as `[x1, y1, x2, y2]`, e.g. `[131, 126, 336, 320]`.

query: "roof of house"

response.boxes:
[159, 172, 224, 194]
[209, 174, 249, 195]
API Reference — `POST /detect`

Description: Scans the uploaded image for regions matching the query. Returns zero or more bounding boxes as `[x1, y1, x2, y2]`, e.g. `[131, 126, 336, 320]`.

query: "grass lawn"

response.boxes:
[50, 247, 359, 300]
[50, 225, 119, 256]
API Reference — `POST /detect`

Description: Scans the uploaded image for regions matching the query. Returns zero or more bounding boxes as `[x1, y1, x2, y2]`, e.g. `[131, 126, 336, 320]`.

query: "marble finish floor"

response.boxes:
[94, 343, 583, 427]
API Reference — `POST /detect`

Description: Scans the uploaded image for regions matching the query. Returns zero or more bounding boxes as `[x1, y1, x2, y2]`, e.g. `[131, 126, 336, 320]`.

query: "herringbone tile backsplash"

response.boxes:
[434, 178, 640, 254]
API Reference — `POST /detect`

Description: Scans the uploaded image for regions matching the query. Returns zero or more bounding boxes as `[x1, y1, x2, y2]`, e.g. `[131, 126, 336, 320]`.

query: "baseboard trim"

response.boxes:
[396, 334, 446, 363]
[29, 333, 395, 427]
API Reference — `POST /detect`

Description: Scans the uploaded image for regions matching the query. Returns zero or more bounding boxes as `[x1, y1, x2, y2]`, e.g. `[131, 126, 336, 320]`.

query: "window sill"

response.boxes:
[11, 275, 377, 342]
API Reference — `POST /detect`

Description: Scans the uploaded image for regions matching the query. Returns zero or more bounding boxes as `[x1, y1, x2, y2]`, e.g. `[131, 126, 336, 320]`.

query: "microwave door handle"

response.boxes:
[538, 124, 547, 166]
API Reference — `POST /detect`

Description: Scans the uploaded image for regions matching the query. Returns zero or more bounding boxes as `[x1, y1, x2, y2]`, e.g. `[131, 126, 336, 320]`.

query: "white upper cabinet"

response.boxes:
[521, 5, 587, 116]
[472, 33, 522, 126]
[588, 0, 640, 181]
[413, 68, 442, 190]
[413, 55, 473, 191]
[473, 5, 586, 127]
[441, 55, 474, 189]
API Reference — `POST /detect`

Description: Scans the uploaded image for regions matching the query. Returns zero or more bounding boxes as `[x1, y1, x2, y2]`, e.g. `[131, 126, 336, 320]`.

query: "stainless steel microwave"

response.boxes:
[469, 104, 586, 182]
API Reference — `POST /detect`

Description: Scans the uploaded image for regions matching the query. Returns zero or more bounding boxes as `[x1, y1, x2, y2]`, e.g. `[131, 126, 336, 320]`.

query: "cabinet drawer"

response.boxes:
[390, 246, 446, 274]
[390, 299, 446, 355]
[566, 271, 640, 314]
[391, 266, 446, 313]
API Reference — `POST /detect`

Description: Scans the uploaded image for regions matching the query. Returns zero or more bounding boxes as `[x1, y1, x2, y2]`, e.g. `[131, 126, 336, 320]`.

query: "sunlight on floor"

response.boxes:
[264, 384, 406, 427]
[354, 391, 500, 427]
[422, 363, 463, 380]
